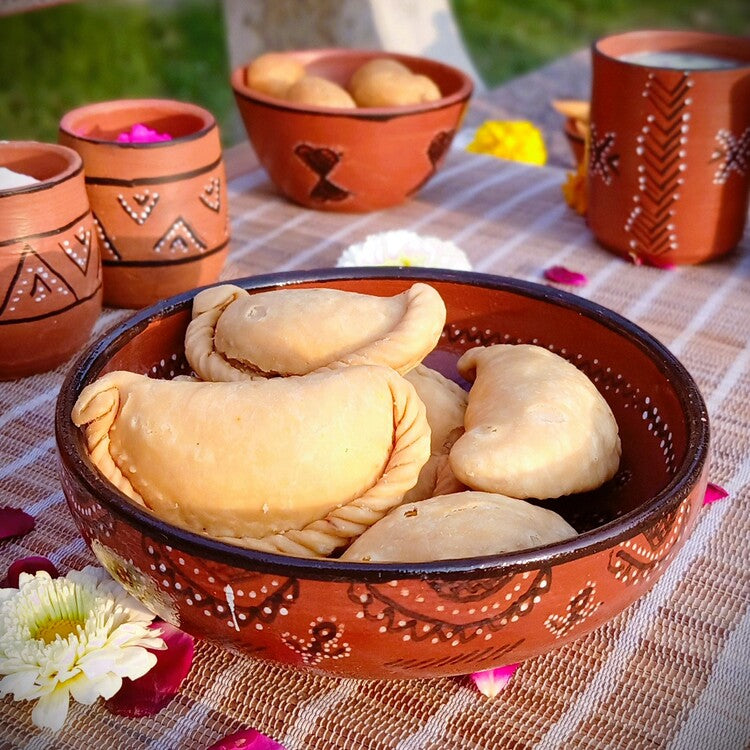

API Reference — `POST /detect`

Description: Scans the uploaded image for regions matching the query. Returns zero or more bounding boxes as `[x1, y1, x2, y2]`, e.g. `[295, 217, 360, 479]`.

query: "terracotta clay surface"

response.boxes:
[0, 141, 102, 379]
[231, 49, 473, 212]
[59, 99, 229, 308]
[55, 269, 709, 680]
[588, 30, 750, 265]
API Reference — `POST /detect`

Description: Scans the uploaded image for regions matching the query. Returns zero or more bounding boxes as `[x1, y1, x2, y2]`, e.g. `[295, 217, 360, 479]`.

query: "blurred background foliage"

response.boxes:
[0, 0, 748, 146]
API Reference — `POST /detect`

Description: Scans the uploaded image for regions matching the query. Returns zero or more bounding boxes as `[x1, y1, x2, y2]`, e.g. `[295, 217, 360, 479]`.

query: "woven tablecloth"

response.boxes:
[1, 149, 749, 750]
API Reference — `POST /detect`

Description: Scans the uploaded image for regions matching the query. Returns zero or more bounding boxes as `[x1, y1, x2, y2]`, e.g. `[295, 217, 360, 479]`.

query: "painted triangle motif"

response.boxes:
[59, 224, 93, 275]
[118, 188, 159, 225]
[153, 217, 207, 256]
[93, 214, 122, 261]
[0, 246, 78, 324]
[199, 177, 222, 212]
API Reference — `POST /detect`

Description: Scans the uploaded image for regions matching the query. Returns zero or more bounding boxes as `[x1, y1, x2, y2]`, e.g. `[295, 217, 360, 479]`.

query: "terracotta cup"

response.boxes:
[587, 31, 750, 266]
[59, 99, 229, 308]
[0, 142, 102, 379]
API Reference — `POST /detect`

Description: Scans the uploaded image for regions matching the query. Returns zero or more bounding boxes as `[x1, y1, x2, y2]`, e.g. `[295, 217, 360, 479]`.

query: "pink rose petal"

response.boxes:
[104, 621, 194, 717]
[0, 506, 35, 539]
[205, 728, 287, 750]
[544, 265, 588, 287]
[644, 256, 677, 270]
[116, 123, 172, 144]
[470, 663, 520, 698]
[2, 555, 59, 588]
[703, 482, 729, 506]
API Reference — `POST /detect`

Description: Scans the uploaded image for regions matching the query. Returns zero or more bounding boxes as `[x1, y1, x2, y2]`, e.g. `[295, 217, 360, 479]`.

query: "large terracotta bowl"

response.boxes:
[0, 141, 102, 379]
[59, 99, 229, 309]
[55, 269, 709, 680]
[231, 49, 473, 212]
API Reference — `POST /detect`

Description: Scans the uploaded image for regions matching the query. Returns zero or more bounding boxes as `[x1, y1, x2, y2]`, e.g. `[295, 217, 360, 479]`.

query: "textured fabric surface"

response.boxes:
[2, 139, 749, 749]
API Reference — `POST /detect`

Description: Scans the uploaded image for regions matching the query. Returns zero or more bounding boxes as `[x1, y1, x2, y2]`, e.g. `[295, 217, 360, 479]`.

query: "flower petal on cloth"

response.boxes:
[467, 120, 547, 166]
[703, 482, 729, 506]
[2, 556, 59, 588]
[205, 728, 288, 750]
[0, 506, 34, 540]
[104, 621, 194, 717]
[562, 166, 587, 215]
[31, 687, 70, 732]
[543, 265, 588, 287]
[471, 664, 520, 698]
[337, 230, 472, 271]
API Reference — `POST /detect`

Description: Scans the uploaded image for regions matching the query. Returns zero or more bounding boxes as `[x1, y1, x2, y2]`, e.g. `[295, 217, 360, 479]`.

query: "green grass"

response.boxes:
[0, 0, 748, 146]
[0, 1, 233, 144]
[452, 0, 750, 84]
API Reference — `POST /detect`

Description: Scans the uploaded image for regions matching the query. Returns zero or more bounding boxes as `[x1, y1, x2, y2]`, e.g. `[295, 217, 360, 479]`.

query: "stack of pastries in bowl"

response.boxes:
[71, 282, 622, 563]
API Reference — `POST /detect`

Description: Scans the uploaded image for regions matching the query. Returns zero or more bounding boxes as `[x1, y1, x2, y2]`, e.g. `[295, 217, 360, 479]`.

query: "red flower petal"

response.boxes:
[2, 555, 59, 588]
[0, 506, 35, 540]
[703, 482, 729, 506]
[543, 265, 588, 287]
[104, 621, 194, 717]
[470, 663, 520, 698]
[204, 728, 287, 750]
[644, 256, 677, 270]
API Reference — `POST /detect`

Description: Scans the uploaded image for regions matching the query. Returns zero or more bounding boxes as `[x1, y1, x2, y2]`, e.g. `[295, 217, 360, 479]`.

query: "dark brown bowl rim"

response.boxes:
[58, 98, 217, 149]
[55, 267, 709, 582]
[0, 141, 84, 197]
[230, 48, 474, 121]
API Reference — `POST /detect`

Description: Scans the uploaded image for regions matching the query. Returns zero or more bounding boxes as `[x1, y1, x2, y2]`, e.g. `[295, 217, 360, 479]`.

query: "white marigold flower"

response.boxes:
[337, 230, 472, 270]
[0, 566, 165, 731]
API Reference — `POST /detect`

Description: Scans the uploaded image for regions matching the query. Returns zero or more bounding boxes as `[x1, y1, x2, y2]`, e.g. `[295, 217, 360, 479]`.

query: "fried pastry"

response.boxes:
[341, 491, 577, 562]
[348, 58, 411, 94]
[402, 364, 467, 503]
[245, 52, 306, 98]
[71, 365, 430, 558]
[350, 67, 441, 107]
[185, 282, 446, 381]
[285, 75, 356, 108]
[449, 344, 621, 499]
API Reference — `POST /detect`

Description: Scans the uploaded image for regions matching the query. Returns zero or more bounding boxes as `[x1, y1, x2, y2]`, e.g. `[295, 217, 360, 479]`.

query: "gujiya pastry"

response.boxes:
[72, 283, 621, 561]
[245, 53, 442, 108]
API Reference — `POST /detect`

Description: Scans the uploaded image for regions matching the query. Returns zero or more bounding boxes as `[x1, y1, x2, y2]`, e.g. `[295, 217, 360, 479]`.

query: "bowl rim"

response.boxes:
[0, 140, 84, 197]
[592, 29, 750, 70]
[230, 48, 474, 119]
[58, 97, 218, 149]
[55, 267, 709, 581]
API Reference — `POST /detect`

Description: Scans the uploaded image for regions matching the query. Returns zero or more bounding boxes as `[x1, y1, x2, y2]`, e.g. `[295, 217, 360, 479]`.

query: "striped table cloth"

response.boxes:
[2, 150, 749, 750]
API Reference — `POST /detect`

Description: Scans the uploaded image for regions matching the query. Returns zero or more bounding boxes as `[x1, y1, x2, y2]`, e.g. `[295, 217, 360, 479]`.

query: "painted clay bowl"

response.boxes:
[59, 99, 229, 309]
[0, 141, 102, 379]
[231, 49, 473, 212]
[55, 269, 709, 680]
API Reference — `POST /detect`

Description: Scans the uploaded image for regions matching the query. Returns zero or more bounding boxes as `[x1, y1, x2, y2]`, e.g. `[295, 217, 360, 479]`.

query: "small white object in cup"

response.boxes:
[0, 166, 40, 191]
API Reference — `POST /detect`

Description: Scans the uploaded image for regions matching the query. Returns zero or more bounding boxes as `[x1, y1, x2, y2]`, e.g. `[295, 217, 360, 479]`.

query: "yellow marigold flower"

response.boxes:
[467, 120, 547, 166]
[562, 162, 588, 216]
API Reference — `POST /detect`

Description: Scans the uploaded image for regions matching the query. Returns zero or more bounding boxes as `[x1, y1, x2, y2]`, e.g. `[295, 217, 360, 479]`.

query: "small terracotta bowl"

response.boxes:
[55, 269, 709, 680]
[59, 99, 229, 309]
[231, 49, 474, 212]
[0, 141, 102, 379]
[564, 118, 586, 168]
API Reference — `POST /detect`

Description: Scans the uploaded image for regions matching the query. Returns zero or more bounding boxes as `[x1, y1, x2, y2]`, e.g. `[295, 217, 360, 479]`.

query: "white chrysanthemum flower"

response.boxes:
[337, 230, 472, 270]
[0, 566, 165, 732]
